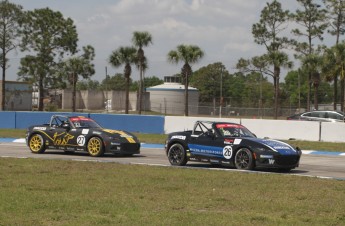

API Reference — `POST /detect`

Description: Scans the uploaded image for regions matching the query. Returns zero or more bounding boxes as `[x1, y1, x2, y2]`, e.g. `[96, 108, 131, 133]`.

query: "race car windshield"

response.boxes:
[216, 124, 255, 138]
[71, 118, 102, 128]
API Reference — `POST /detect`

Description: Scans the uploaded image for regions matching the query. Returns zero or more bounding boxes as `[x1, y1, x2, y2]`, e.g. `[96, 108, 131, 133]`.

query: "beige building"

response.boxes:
[146, 76, 199, 115]
[0, 80, 32, 111]
[61, 89, 150, 112]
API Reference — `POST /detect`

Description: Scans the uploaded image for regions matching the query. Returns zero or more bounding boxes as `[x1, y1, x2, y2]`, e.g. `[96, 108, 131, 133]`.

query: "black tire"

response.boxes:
[167, 143, 187, 166]
[87, 137, 104, 157]
[234, 148, 254, 170]
[28, 134, 46, 154]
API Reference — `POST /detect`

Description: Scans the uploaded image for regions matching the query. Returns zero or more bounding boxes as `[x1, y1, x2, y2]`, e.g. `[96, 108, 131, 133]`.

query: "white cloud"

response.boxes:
[6, 0, 326, 82]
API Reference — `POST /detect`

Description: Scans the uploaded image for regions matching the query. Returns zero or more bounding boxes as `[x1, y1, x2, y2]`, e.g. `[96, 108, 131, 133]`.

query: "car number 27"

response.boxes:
[223, 146, 233, 159]
[77, 135, 86, 146]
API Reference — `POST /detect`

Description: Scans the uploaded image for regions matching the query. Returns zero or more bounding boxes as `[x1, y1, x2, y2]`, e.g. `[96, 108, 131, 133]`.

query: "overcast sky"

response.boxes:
[7, 0, 324, 82]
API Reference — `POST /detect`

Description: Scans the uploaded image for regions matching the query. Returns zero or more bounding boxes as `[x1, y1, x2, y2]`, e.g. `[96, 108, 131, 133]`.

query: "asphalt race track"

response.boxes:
[1, 142, 345, 180]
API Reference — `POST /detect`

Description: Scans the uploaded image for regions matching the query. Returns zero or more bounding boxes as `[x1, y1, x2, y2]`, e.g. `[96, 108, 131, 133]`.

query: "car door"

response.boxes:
[188, 130, 226, 160]
[68, 127, 91, 151]
[43, 125, 74, 150]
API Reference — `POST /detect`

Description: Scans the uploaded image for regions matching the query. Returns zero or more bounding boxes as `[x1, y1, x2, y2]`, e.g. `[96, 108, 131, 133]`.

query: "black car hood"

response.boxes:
[236, 137, 298, 155]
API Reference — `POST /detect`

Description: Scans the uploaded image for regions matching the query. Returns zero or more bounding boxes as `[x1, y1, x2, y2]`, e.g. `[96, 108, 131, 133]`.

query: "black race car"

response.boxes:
[26, 115, 140, 157]
[165, 121, 302, 171]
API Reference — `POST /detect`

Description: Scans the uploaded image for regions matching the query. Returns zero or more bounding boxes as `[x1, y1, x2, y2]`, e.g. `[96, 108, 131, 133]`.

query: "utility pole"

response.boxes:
[105, 66, 109, 113]
[219, 68, 223, 118]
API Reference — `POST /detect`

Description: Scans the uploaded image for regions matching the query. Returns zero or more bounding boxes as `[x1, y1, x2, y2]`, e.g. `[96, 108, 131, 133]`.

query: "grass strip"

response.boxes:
[0, 158, 344, 225]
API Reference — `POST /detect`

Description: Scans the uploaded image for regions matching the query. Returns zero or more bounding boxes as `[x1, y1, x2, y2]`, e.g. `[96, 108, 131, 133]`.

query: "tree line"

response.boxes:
[0, 0, 345, 118]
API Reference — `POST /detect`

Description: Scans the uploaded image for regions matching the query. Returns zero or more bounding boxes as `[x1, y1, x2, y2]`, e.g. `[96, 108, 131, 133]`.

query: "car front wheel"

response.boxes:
[28, 134, 46, 154]
[168, 143, 187, 166]
[234, 148, 254, 170]
[87, 137, 104, 157]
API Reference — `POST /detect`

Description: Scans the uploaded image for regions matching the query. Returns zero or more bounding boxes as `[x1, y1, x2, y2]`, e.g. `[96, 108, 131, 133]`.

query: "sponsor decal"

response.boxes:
[234, 139, 242, 145]
[33, 127, 46, 131]
[216, 124, 244, 129]
[260, 155, 274, 159]
[223, 146, 233, 159]
[77, 135, 86, 146]
[189, 144, 222, 156]
[259, 139, 296, 154]
[221, 161, 231, 164]
[268, 159, 275, 165]
[93, 131, 102, 135]
[224, 139, 234, 145]
[210, 159, 219, 163]
[82, 129, 89, 135]
[171, 135, 186, 140]
[52, 132, 74, 145]
[272, 146, 290, 150]
[70, 116, 92, 121]
[110, 142, 121, 146]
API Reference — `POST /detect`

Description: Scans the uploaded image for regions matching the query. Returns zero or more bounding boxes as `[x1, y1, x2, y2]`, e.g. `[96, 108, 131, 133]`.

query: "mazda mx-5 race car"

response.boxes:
[26, 115, 140, 157]
[165, 121, 302, 171]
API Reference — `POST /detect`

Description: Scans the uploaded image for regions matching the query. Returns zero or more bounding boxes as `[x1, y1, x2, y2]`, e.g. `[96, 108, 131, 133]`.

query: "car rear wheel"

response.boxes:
[28, 134, 46, 154]
[168, 143, 187, 166]
[87, 137, 104, 157]
[234, 148, 254, 170]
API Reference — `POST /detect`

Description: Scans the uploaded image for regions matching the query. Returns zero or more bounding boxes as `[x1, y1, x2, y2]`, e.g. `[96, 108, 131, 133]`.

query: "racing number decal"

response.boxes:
[223, 145, 233, 159]
[77, 135, 86, 146]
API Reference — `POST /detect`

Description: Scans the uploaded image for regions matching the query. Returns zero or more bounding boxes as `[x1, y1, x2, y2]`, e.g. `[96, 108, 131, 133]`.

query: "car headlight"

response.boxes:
[109, 136, 121, 141]
[255, 147, 273, 152]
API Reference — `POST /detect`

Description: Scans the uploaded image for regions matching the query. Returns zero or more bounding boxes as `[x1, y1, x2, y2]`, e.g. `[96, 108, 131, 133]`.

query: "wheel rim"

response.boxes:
[29, 135, 43, 152]
[235, 149, 250, 169]
[88, 138, 102, 156]
[169, 145, 184, 164]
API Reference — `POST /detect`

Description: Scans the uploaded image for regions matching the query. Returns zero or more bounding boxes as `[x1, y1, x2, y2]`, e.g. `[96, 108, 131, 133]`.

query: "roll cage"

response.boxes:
[48, 115, 102, 130]
[191, 121, 256, 138]
[49, 115, 74, 129]
[192, 121, 220, 137]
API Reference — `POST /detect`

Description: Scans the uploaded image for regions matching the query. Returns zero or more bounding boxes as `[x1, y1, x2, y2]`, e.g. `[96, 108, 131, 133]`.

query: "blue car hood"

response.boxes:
[247, 137, 298, 155]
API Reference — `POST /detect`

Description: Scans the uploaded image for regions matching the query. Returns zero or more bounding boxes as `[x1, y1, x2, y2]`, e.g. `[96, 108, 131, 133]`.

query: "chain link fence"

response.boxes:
[193, 105, 298, 118]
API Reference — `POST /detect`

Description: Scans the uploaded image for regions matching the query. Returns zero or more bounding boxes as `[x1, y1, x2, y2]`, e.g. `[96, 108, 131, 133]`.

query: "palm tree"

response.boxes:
[266, 51, 293, 118]
[132, 31, 153, 114]
[59, 45, 95, 112]
[167, 44, 204, 116]
[322, 43, 345, 111]
[109, 46, 137, 114]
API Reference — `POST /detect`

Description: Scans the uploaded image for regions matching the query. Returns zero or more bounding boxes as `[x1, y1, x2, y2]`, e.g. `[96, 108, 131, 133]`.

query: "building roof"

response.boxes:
[146, 82, 198, 91]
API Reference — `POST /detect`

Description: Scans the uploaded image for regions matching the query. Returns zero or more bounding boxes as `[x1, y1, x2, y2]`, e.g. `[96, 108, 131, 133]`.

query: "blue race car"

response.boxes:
[165, 121, 302, 171]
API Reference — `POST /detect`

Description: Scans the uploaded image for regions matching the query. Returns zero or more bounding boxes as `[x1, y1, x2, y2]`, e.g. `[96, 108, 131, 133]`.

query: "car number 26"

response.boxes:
[223, 146, 233, 159]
